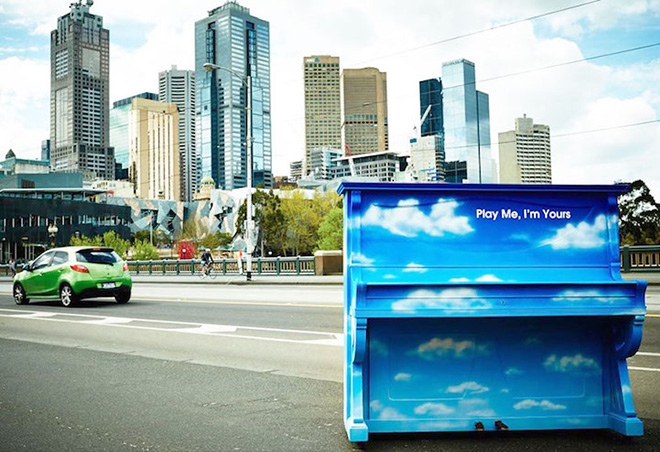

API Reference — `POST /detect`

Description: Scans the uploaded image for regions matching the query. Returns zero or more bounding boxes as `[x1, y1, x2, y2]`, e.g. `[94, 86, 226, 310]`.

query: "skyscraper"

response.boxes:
[195, 1, 271, 190]
[50, 0, 114, 180]
[303, 55, 341, 176]
[110, 92, 159, 180]
[128, 98, 180, 201]
[159, 65, 197, 201]
[342, 68, 389, 156]
[499, 114, 552, 184]
[441, 59, 496, 183]
[419, 78, 443, 137]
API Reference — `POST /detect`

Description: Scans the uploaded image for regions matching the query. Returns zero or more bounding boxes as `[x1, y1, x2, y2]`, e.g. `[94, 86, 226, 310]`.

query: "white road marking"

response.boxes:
[637, 352, 660, 357]
[0, 308, 343, 347]
[629, 366, 660, 372]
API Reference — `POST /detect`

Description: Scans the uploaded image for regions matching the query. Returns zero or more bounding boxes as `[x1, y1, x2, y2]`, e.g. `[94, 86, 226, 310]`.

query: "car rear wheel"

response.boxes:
[60, 283, 78, 307]
[115, 289, 131, 304]
[13, 283, 29, 305]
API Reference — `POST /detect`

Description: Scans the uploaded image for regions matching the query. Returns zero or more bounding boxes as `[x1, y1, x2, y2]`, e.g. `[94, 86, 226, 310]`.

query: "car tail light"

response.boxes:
[122, 262, 129, 272]
[70, 264, 89, 273]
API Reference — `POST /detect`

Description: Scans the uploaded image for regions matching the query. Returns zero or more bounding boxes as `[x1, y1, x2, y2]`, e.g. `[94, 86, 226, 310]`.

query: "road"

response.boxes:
[0, 282, 659, 451]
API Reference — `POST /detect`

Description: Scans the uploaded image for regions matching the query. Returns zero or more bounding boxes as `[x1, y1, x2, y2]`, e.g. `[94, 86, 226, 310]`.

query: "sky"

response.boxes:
[0, 0, 659, 195]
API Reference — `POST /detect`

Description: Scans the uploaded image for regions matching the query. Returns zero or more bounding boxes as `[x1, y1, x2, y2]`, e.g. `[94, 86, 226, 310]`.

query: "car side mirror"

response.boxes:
[24, 261, 33, 272]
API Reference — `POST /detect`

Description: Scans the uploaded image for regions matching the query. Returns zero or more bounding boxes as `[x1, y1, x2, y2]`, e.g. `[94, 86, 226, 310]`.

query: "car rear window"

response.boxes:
[76, 249, 120, 264]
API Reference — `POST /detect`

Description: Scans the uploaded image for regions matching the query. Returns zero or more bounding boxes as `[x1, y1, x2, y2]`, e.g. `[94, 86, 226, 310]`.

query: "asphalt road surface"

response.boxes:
[0, 282, 659, 451]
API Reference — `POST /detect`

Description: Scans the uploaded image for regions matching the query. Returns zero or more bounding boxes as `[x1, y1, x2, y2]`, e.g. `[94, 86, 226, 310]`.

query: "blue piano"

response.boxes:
[338, 182, 646, 442]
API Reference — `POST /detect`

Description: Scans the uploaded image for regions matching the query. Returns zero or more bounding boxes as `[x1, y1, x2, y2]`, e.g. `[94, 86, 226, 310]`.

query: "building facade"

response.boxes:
[1, 150, 50, 177]
[195, 1, 272, 190]
[409, 135, 445, 182]
[441, 59, 496, 183]
[50, 0, 114, 180]
[342, 67, 388, 156]
[303, 55, 341, 176]
[333, 151, 406, 182]
[307, 147, 342, 180]
[499, 114, 552, 184]
[128, 98, 180, 201]
[109, 92, 159, 180]
[419, 78, 443, 137]
[41, 140, 51, 162]
[159, 65, 197, 201]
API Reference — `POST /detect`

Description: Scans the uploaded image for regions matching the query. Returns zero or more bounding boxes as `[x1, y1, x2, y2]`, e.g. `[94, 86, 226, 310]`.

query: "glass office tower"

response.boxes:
[441, 59, 496, 183]
[419, 78, 443, 137]
[194, 1, 271, 190]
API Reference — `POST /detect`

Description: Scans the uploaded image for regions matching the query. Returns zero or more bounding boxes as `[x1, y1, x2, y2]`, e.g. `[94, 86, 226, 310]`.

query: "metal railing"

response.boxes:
[621, 245, 660, 272]
[126, 256, 316, 276]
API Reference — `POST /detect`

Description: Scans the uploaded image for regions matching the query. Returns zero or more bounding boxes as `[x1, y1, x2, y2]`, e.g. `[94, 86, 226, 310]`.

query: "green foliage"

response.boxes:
[133, 230, 151, 242]
[69, 231, 131, 259]
[131, 240, 159, 260]
[200, 231, 233, 250]
[236, 189, 286, 255]
[102, 231, 131, 259]
[280, 191, 340, 256]
[316, 207, 343, 251]
[619, 180, 660, 245]
[179, 219, 206, 244]
[69, 234, 102, 247]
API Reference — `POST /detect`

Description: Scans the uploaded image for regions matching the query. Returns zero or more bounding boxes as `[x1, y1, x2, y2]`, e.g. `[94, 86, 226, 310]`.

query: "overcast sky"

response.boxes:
[1, 0, 659, 195]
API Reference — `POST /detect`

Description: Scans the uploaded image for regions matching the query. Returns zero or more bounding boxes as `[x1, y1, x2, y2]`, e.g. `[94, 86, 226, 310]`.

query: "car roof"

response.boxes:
[48, 246, 116, 253]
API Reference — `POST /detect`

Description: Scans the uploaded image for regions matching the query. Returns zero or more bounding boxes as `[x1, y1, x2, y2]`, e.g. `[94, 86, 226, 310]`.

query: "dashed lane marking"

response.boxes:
[0, 308, 343, 347]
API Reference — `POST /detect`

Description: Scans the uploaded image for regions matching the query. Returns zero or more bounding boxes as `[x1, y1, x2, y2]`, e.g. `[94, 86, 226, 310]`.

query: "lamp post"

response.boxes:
[48, 222, 59, 249]
[203, 62, 254, 281]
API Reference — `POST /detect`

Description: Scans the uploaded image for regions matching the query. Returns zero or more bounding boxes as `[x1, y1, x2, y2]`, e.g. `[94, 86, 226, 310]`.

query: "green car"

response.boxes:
[13, 246, 132, 307]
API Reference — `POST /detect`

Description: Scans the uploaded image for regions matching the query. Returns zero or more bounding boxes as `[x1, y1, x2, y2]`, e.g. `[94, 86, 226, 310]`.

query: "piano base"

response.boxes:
[345, 316, 644, 441]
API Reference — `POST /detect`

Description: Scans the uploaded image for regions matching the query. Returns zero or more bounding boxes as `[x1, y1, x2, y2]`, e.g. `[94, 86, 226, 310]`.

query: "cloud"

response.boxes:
[362, 198, 473, 238]
[513, 399, 567, 411]
[394, 373, 412, 382]
[392, 288, 491, 311]
[467, 409, 496, 417]
[505, 367, 524, 376]
[552, 290, 612, 303]
[543, 353, 599, 374]
[446, 381, 489, 394]
[370, 400, 408, 420]
[414, 402, 454, 416]
[540, 215, 607, 250]
[351, 252, 374, 265]
[475, 274, 502, 282]
[403, 263, 428, 273]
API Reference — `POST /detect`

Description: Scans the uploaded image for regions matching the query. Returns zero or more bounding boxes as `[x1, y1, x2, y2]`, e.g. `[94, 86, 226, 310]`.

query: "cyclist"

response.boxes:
[200, 248, 214, 277]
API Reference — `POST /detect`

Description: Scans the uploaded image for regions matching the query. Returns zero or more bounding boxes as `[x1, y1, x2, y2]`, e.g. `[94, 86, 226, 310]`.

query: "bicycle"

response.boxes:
[198, 262, 217, 280]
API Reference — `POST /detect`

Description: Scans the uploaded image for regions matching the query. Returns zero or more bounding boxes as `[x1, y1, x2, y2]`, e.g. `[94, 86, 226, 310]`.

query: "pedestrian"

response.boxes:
[236, 250, 243, 274]
[8, 256, 16, 277]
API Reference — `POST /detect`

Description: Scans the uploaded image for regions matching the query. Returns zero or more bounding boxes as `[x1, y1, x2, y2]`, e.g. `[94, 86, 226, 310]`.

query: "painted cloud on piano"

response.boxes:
[540, 214, 607, 249]
[362, 198, 473, 237]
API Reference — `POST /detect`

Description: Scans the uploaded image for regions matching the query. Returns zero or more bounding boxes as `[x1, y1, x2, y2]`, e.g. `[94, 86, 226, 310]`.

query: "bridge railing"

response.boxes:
[621, 245, 660, 272]
[126, 256, 316, 276]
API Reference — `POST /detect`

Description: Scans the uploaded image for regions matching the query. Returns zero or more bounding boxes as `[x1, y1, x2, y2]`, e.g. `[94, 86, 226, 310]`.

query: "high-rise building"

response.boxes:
[303, 55, 341, 176]
[441, 59, 496, 183]
[195, 1, 271, 190]
[159, 65, 197, 201]
[499, 114, 552, 184]
[419, 78, 443, 137]
[409, 135, 445, 182]
[50, 0, 114, 180]
[41, 140, 51, 162]
[128, 98, 180, 201]
[110, 92, 159, 180]
[342, 68, 388, 156]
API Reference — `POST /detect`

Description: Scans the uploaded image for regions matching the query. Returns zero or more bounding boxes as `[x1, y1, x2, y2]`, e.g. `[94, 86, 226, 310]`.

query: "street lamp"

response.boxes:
[203, 62, 254, 281]
[48, 222, 59, 249]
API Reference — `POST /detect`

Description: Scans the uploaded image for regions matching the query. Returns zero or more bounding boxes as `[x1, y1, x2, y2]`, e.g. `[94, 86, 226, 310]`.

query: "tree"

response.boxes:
[236, 189, 286, 256]
[316, 207, 343, 251]
[200, 231, 233, 251]
[102, 231, 131, 259]
[131, 240, 159, 260]
[69, 234, 102, 247]
[280, 191, 340, 256]
[619, 180, 660, 245]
